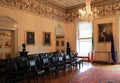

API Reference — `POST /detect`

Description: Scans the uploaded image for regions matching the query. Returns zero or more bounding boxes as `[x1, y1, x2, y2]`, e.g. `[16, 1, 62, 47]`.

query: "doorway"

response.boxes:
[0, 30, 12, 59]
[0, 16, 18, 59]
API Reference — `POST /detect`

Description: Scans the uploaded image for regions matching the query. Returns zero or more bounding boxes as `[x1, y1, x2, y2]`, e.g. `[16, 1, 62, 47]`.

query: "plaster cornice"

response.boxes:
[0, 0, 120, 22]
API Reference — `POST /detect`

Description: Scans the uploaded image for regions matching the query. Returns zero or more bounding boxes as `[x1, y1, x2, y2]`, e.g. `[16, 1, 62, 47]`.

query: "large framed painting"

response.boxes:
[25, 31, 35, 45]
[43, 32, 51, 46]
[98, 23, 112, 43]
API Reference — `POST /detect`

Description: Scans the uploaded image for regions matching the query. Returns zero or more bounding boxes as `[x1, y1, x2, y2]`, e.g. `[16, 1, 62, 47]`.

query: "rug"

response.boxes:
[68, 68, 120, 83]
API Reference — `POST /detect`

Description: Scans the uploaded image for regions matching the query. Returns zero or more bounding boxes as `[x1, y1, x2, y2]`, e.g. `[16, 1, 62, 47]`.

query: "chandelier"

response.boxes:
[78, 0, 95, 21]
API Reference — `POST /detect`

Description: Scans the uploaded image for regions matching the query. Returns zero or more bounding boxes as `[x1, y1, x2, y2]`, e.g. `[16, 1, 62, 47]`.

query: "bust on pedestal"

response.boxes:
[19, 43, 28, 57]
[66, 42, 71, 55]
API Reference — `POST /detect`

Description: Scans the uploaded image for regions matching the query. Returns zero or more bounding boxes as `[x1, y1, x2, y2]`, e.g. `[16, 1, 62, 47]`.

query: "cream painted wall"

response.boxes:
[64, 16, 119, 63]
[64, 21, 77, 52]
[93, 16, 119, 62]
[0, 6, 65, 55]
[0, 6, 119, 63]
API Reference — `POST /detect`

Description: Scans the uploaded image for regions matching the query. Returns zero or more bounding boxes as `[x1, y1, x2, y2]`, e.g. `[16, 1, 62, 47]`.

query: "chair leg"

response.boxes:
[64, 69, 66, 76]
[43, 74, 45, 83]
[49, 72, 51, 81]
[37, 74, 45, 83]
[37, 76, 38, 83]
[79, 62, 81, 69]
[81, 60, 83, 67]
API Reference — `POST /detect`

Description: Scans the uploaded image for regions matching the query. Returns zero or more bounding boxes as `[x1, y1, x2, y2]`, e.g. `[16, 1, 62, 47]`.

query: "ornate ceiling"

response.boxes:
[49, 0, 103, 8]
[49, 0, 84, 8]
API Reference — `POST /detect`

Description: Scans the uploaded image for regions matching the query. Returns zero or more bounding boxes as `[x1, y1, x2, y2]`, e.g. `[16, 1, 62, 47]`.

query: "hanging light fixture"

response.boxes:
[78, 0, 96, 22]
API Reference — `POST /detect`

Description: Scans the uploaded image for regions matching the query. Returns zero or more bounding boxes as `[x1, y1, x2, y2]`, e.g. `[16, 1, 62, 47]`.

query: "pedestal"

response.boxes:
[19, 51, 28, 57]
[66, 48, 71, 55]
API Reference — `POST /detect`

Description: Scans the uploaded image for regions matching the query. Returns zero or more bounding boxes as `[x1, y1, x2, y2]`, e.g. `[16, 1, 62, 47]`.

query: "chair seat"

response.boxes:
[71, 61, 76, 64]
[65, 63, 71, 67]
[24, 72, 36, 78]
[57, 66, 64, 70]
[49, 67, 56, 71]
[36, 70, 45, 75]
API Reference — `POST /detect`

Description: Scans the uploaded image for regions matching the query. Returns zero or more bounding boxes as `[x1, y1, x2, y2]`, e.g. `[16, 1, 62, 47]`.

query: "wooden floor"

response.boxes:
[28, 62, 120, 83]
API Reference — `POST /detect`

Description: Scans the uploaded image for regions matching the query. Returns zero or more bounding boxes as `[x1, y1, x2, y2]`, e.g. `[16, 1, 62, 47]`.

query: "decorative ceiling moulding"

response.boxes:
[65, 0, 120, 12]
[49, 0, 84, 9]
[93, 0, 120, 7]
[0, 0, 120, 23]
[40, 0, 66, 12]
[0, 0, 66, 22]
[65, 0, 120, 22]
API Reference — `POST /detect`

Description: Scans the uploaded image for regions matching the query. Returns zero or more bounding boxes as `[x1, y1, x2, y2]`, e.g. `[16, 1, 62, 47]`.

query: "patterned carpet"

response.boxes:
[68, 68, 120, 83]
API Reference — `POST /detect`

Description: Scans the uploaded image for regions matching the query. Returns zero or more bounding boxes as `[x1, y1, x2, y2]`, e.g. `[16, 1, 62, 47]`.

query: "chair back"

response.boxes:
[42, 58, 49, 65]
[39, 53, 46, 59]
[29, 59, 37, 71]
[4, 61, 17, 72]
[58, 56, 63, 62]
[65, 55, 70, 60]
[17, 59, 30, 71]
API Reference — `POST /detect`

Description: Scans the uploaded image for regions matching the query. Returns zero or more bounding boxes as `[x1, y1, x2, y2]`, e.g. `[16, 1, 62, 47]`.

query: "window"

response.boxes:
[77, 21, 93, 56]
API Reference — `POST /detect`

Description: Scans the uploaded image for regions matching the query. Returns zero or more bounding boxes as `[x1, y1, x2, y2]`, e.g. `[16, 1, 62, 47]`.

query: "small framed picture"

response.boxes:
[61, 41, 64, 46]
[43, 32, 51, 46]
[0, 39, 2, 48]
[5, 39, 11, 48]
[56, 41, 59, 46]
[25, 31, 35, 45]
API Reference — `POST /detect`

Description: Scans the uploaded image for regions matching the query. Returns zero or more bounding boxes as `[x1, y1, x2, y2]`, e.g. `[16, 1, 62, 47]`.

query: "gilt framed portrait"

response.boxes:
[98, 23, 112, 43]
[25, 31, 35, 45]
[43, 32, 51, 46]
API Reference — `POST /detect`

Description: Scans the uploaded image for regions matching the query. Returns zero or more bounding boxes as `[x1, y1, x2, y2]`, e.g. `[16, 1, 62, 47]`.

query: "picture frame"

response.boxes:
[5, 39, 11, 48]
[25, 31, 35, 45]
[0, 39, 2, 48]
[43, 32, 51, 46]
[98, 23, 112, 43]
[61, 40, 64, 46]
[56, 40, 59, 46]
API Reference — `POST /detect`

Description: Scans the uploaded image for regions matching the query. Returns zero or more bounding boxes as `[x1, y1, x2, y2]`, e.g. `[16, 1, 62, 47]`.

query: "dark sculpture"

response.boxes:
[66, 42, 71, 55]
[22, 43, 26, 52]
[66, 42, 70, 48]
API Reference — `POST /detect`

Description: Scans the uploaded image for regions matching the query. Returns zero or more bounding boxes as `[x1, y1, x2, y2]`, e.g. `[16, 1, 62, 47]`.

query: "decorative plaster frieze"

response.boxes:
[0, 0, 66, 22]
[66, 1, 120, 22]
[0, 0, 120, 22]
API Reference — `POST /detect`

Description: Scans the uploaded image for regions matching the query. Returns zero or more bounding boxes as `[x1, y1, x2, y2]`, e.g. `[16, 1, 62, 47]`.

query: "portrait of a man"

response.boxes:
[26, 31, 35, 44]
[43, 32, 51, 46]
[98, 23, 112, 43]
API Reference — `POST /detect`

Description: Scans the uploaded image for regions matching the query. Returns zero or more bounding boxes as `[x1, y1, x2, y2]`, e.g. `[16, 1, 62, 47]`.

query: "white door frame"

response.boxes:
[0, 16, 18, 58]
